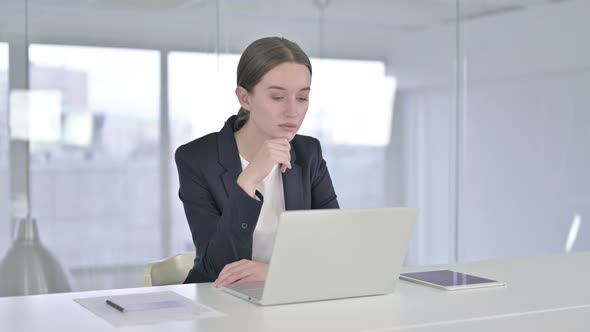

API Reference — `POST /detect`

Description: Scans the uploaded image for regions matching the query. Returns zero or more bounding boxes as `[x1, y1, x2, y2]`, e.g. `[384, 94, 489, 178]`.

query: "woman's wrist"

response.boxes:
[237, 173, 257, 198]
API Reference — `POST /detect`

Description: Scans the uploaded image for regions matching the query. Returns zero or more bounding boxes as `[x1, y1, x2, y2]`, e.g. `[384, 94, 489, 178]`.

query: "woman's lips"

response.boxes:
[279, 124, 298, 132]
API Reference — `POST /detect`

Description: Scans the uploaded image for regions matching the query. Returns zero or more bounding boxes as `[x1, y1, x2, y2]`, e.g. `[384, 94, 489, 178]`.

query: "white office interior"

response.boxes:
[0, 0, 589, 305]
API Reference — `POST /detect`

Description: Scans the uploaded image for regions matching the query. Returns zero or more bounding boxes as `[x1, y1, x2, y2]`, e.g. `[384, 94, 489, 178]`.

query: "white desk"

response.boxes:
[402, 305, 590, 332]
[1, 252, 589, 331]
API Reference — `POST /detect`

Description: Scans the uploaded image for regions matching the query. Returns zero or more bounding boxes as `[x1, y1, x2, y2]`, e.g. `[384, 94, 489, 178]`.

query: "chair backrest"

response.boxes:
[144, 252, 196, 286]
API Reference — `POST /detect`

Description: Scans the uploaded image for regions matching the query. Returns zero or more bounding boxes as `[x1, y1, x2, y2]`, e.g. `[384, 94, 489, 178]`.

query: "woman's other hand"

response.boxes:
[211, 259, 269, 288]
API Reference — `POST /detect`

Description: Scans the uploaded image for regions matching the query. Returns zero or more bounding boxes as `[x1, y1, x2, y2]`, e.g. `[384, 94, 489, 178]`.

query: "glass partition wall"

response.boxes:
[1, 0, 586, 295]
[458, 0, 590, 260]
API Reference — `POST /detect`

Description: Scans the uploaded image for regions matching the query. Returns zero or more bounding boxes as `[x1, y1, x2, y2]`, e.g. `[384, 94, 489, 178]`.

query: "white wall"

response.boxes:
[389, 0, 590, 262]
[461, 69, 590, 260]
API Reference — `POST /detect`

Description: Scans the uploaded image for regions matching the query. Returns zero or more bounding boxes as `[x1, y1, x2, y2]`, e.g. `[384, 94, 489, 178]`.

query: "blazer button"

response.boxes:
[241, 222, 248, 229]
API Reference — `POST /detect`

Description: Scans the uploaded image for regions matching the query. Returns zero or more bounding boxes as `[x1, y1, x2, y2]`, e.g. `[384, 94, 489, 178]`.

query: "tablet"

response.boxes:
[399, 270, 506, 291]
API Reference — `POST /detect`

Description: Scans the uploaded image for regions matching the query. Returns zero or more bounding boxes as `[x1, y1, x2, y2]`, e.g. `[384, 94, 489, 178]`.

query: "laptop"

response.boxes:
[222, 207, 417, 306]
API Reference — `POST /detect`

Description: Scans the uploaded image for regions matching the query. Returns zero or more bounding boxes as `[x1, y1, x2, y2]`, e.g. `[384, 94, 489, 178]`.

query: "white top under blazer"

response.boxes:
[239, 155, 285, 264]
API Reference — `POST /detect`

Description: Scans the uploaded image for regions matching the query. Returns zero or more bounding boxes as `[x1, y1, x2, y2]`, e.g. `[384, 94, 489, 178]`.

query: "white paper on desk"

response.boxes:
[74, 290, 224, 327]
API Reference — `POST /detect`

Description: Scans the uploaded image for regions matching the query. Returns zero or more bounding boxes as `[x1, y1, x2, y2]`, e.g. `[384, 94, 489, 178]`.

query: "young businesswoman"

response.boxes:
[175, 37, 339, 287]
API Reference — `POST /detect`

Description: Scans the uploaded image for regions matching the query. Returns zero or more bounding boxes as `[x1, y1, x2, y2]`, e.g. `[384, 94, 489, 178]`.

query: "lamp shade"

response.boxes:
[0, 217, 71, 297]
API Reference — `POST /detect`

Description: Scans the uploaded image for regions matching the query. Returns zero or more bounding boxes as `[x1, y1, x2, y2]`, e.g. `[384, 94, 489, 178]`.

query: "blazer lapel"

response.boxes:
[218, 116, 242, 197]
[282, 145, 305, 211]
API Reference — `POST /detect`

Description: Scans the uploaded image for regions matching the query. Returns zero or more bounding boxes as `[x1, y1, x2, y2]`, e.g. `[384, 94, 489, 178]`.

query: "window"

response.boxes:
[27, 44, 160, 289]
[305, 59, 396, 209]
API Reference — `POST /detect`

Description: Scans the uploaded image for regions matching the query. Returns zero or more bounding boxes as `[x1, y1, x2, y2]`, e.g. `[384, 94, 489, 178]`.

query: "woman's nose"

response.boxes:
[284, 99, 299, 117]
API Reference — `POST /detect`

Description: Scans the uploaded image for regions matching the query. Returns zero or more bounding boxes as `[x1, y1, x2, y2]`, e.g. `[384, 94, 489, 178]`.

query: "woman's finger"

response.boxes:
[213, 259, 249, 287]
[216, 266, 255, 287]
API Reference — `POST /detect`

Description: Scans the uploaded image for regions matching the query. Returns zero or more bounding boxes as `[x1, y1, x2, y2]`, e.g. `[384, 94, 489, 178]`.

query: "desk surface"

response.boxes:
[1, 252, 589, 331]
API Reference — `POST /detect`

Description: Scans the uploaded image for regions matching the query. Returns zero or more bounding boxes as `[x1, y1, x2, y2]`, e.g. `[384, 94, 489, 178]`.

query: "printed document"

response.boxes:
[75, 290, 224, 327]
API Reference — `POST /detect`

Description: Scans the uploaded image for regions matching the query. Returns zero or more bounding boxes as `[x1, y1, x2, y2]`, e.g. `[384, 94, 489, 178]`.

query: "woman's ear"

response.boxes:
[235, 86, 251, 110]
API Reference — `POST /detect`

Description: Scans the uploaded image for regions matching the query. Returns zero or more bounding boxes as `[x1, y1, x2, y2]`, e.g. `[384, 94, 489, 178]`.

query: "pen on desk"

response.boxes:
[105, 299, 126, 313]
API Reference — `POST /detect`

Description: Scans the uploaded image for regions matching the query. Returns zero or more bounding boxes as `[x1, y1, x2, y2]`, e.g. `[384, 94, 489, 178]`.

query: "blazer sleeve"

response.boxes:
[310, 138, 340, 209]
[175, 145, 263, 283]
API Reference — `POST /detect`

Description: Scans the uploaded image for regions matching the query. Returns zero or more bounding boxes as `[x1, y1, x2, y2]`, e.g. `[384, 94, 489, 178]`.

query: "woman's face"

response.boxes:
[239, 62, 311, 141]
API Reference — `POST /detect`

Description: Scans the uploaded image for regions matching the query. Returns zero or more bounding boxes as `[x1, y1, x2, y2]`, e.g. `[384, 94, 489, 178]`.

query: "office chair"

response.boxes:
[144, 252, 196, 286]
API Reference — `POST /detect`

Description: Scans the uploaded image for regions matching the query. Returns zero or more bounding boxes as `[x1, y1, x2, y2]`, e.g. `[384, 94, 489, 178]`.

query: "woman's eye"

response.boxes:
[297, 97, 309, 102]
[271, 96, 284, 100]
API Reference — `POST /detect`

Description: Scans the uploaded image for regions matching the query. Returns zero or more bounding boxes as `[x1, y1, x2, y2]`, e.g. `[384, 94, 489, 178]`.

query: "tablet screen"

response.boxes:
[400, 270, 499, 287]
